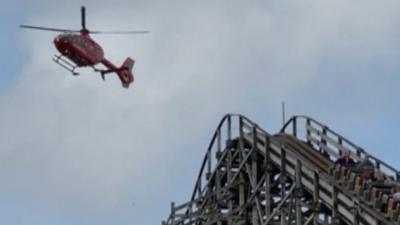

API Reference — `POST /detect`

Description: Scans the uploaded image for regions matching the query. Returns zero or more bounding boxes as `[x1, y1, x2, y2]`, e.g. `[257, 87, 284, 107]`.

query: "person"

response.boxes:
[391, 186, 400, 203]
[350, 154, 374, 174]
[362, 168, 397, 190]
[361, 169, 375, 189]
[334, 150, 355, 166]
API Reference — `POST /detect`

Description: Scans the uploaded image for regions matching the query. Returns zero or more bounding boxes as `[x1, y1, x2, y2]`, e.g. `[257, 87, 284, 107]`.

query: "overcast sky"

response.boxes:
[1, 1, 400, 225]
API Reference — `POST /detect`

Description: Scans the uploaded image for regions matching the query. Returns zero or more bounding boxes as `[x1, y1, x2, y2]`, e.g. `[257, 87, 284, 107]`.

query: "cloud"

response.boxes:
[2, 1, 400, 225]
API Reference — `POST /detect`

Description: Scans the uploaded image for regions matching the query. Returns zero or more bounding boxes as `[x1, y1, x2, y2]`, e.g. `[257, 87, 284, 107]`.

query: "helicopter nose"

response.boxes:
[54, 35, 65, 52]
[54, 35, 61, 44]
[54, 36, 60, 46]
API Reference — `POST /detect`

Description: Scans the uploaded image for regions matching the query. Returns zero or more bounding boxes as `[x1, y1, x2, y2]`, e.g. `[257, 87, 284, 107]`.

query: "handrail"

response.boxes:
[280, 115, 400, 181]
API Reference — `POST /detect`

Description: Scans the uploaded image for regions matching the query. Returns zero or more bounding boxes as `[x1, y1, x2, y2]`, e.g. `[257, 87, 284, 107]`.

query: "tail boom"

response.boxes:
[101, 57, 135, 88]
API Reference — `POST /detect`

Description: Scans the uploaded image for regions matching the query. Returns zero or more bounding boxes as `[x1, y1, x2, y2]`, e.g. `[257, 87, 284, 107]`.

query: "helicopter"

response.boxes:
[20, 6, 149, 88]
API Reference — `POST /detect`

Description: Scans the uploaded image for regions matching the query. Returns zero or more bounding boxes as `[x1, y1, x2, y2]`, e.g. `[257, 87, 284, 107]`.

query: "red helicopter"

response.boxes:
[20, 6, 149, 88]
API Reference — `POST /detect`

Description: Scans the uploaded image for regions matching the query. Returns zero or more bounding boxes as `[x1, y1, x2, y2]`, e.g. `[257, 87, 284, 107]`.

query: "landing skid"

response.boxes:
[53, 55, 79, 76]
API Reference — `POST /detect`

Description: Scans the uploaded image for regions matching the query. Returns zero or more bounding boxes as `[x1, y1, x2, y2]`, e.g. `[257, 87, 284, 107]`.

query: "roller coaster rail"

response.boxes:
[163, 114, 400, 225]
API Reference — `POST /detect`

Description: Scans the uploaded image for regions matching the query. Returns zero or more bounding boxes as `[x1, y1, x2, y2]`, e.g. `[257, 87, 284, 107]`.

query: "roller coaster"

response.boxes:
[163, 114, 400, 225]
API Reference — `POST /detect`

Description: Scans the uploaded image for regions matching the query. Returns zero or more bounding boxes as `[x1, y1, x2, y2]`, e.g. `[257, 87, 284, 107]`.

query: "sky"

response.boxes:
[1, 0, 400, 224]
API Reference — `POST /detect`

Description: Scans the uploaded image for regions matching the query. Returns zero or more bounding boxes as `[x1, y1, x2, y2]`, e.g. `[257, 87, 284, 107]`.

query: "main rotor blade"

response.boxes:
[20, 25, 79, 33]
[89, 30, 150, 34]
[81, 6, 86, 30]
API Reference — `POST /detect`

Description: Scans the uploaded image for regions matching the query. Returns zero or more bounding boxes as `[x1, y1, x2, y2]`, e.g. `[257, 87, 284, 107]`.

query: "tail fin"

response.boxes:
[117, 57, 135, 88]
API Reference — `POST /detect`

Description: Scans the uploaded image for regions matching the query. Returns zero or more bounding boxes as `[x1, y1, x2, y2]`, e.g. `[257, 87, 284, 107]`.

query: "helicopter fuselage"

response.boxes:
[54, 33, 104, 66]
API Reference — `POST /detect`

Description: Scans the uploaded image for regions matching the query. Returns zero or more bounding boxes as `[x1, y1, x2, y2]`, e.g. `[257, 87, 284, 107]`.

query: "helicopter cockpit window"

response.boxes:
[61, 33, 74, 43]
